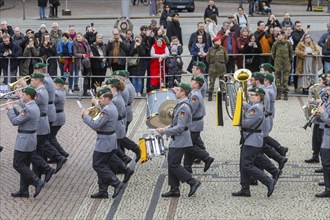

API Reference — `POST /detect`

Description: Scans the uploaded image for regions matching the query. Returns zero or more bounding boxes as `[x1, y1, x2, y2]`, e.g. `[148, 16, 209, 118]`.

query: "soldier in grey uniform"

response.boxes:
[157, 83, 201, 198]
[6, 87, 45, 198]
[232, 87, 276, 197]
[253, 73, 288, 172]
[82, 87, 126, 199]
[259, 63, 277, 97]
[315, 81, 330, 197]
[48, 77, 69, 157]
[106, 77, 141, 163]
[305, 74, 328, 164]
[183, 76, 214, 173]
[192, 61, 208, 99]
[33, 63, 68, 159]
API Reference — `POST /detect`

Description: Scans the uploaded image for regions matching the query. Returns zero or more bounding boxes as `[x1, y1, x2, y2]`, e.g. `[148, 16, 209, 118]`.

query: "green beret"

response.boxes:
[97, 87, 111, 98]
[53, 77, 64, 84]
[33, 62, 46, 69]
[113, 70, 129, 78]
[106, 78, 120, 85]
[319, 73, 327, 79]
[264, 73, 274, 82]
[191, 76, 204, 84]
[259, 63, 274, 72]
[251, 72, 258, 78]
[23, 86, 37, 96]
[248, 87, 265, 95]
[193, 61, 206, 69]
[31, 72, 45, 79]
[178, 82, 191, 92]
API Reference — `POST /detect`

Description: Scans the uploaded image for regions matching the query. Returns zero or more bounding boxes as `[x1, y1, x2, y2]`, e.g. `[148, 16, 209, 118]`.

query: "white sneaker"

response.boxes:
[137, 92, 141, 97]
[68, 89, 73, 95]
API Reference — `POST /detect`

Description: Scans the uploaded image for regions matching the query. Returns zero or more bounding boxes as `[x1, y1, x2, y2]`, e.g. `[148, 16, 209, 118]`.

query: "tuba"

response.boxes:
[232, 69, 252, 126]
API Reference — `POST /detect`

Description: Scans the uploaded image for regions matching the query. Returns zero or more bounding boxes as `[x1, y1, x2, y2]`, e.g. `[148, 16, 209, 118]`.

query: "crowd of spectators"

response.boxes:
[0, 0, 330, 97]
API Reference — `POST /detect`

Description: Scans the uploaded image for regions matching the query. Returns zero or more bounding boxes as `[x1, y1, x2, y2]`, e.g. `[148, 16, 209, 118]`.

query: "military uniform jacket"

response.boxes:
[320, 99, 330, 149]
[189, 89, 206, 132]
[125, 80, 136, 123]
[271, 40, 293, 71]
[112, 93, 126, 139]
[206, 45, 228, 75]
[120, 88, 129, 125]
[84, 102, 118, 153]
[164, 98, 193, 148]
[52, 88, 66, 126]
[241, 103, 264, 148]
[7, 100, 40, 152]
[312, 86, 327, 125]
[19, 85, 50, 135]
[198, 75, 208, 99]
[260, 85, 271, 137]
[265, 85, 276, 129]
[44, 74, 56, 123]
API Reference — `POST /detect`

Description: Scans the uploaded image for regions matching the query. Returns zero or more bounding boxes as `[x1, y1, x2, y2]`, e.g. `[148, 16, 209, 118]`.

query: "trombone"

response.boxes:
[0, 100, 20, 111]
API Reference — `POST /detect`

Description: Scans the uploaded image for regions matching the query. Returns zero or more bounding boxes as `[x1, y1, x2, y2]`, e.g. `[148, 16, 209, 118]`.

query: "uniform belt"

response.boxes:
[265, 113, 272, 117]
[127, 103, 132, 106]
[40, 113, 47, 117]
[97, 130, 115, 135]
[170, 127, 188, 140]
[48, 102, 54, 104]
[192, 116, 203, 121]
[18, 129, 36, 134]
[242, 128, 262, 133]
[118, 115, 126, 120]
[56, 110, 64, 113]
[325, 125, 330, 128]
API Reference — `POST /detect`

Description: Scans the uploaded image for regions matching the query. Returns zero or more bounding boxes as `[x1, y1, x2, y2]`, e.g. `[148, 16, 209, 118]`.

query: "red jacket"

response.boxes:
[216, 30, 237, 58]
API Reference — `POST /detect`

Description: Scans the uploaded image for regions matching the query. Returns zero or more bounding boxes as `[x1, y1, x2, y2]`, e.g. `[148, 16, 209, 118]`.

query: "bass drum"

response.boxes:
[146, 88, 177, 128]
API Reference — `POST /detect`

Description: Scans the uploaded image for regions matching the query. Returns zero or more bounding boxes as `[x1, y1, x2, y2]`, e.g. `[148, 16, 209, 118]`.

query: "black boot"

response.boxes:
[112, 181, 124, 198]
[208, 92, 212, 101]
[272, 169, 281, 181]
[34, 180, 45, 198]
[267, 179, 276, 197]
[123, 168, 134, 183]
[161, 186, 180, 198]
[318, 182, 325, 186]
[232, 188, 251, 197]
[278, 146, 288, 157]
[315, 188, 330, 198]
[278, 157, 288, 170]
[184, 165, 193, 174]
[133, 147, 141, 163]
[55, 156, 67, 174]
[91, 183, 109, 199]
[305, 154, 319, 163]
[187, 178, 201, 197]
[45, 167, 55, 183]
[204, 157, 214, 172]
[11, 191, 29, 198]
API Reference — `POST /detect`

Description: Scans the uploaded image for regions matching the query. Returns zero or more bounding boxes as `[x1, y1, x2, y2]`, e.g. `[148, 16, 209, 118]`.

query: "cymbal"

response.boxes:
[158, 100, 177, 126]
[146, 115, 167, 129]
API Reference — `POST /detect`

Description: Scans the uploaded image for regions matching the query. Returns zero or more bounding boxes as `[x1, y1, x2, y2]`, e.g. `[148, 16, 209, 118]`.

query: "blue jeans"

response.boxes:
[131, 77, 142, 93]
[59, 62, 79, 90]
[324, 61, 330, 73]
[39, 6, 46, 19]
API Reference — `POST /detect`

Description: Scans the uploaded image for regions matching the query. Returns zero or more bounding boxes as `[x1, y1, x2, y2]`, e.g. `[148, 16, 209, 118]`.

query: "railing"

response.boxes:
[1, 53, 329, 99]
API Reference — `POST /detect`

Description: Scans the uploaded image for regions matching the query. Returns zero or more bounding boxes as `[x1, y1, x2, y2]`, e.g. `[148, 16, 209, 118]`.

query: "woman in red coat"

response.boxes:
[149, 38, 169, 90]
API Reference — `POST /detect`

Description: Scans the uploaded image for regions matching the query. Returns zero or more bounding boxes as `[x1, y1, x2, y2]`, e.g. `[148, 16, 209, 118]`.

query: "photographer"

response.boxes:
[39, 33, 57, 76]
[84, 23, 97, 46]
[21, 36, 40, 76]
[254, 20, 274, 64]
[91, 34, 107, 89]
[114, 17, 134, 39]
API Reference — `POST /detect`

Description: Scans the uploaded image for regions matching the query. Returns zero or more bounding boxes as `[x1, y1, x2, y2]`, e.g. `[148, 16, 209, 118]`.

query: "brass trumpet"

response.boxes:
[0, 76, 31, 98]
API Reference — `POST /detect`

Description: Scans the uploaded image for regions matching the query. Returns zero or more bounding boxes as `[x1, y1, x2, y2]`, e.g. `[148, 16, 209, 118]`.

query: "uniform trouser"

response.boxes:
[48, 125, 68, 157]
[93, 151, 120, 193]
[126, 121, 131, 134]
[208, 66, 225, 93]
[264, 136, 281, 151]
[312, 124, 324, 156]
[240, 145, 272, 189]
[195, 135, 206, 150]
[118, 137, 139, 154]
[321, 149, 330, 189]
[13, 150, 40, 192]
[108, 151, 128, 173]
[275, 69, 290, 95]
[262, 137, 283, 163]
[168, 147, 193, 187]
[254, 152, 278, 176]
[32, 135, 51, 175]
[183, 132, 209, 167]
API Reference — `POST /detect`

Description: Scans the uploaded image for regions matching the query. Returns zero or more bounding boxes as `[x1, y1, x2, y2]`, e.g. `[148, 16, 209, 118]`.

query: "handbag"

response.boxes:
[127, 54, 140, 67]
[246, 56, 254, 64]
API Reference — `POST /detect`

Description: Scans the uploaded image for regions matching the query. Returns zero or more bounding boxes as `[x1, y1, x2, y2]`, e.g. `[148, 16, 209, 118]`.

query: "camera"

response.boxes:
[307, 25, 310, 29]
[91, 23, 94, 27]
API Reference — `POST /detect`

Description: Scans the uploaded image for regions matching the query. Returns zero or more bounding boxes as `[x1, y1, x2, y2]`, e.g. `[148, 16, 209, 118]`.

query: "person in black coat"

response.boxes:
[91, 34, 107, 88]
[166, 13, 183, 46]
[38, 0, 48, 20]
[0, 34, 20, 83]
[204, 0, 218, 22]
[49, 0, 60, 18]
[159, 4, 174, 29]
[243, 34, 262, 72]
[39, 33, 57, 76]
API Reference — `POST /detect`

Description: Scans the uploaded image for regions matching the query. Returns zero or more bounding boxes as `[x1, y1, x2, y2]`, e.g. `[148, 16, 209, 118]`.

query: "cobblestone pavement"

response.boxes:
[1, 95, 329, 220]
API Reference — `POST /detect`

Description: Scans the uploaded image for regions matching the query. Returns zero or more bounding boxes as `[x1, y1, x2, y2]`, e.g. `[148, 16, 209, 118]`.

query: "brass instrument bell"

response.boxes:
[8, 76, 31, 90]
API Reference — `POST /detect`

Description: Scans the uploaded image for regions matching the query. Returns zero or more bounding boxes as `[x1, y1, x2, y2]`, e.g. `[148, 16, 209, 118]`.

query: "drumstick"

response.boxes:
[90, 90, 95, 99]
[77, 101, 83, 109]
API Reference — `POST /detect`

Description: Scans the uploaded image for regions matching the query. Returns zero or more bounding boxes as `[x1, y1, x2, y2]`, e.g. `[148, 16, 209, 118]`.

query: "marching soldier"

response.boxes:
[106, 77, 141, 163]
[156, 83, 201, 198]
[191, 61, 208, 99]
[305, 73, 328, 164]
[206, 36, 228, 101]
[81, 87, 126, 199]
[183, 76, 214, 173]
[315, 81, 330, 198]
[259, 63, 277, 97]
[33, 62, 69, 159]
[232, 87, 276, 197]
[6, 87, 44, 198]
[48, 77, 69, 157]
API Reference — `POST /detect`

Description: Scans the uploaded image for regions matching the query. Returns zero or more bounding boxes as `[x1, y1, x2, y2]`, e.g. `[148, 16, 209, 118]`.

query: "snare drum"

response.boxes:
[146, 88, 177, 128]
[138, 134, 167, 163]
